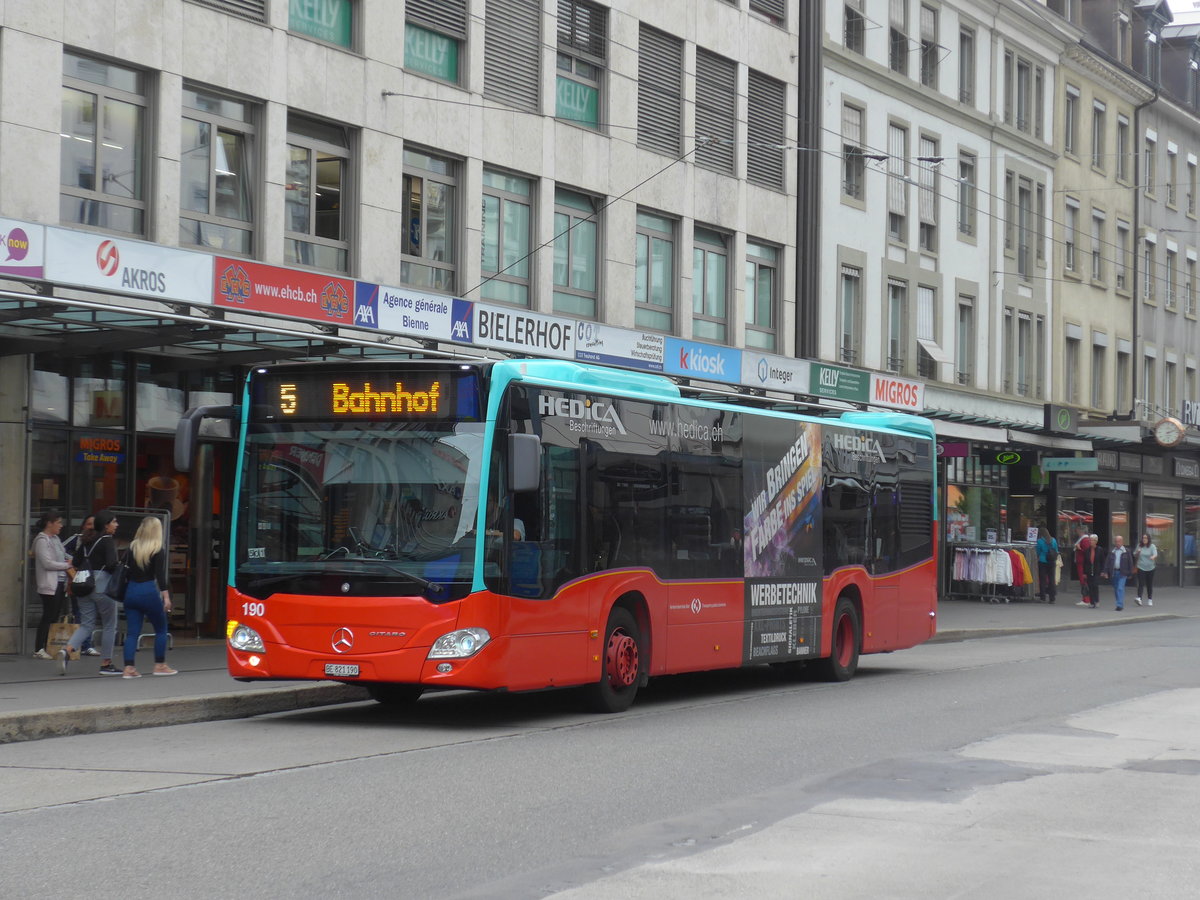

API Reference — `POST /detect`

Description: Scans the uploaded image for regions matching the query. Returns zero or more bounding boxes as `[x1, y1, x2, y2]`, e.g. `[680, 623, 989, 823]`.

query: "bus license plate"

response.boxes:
[324, 663, 359, 677]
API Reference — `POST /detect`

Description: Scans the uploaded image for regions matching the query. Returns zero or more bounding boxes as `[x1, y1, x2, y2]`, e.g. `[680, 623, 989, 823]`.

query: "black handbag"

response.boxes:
[109, 552, 130, 600]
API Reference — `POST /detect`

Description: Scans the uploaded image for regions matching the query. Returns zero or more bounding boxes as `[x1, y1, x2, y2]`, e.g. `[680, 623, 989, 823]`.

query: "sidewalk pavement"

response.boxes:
[2, 586, 1196, 743]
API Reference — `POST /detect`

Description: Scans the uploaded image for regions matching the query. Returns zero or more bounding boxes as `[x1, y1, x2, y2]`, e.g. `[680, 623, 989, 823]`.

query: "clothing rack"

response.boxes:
[946, 541, 1037, 603]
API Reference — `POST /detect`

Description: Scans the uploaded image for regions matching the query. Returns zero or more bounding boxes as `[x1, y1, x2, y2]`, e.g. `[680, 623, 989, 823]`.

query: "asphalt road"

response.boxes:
[3, 617, 1198, 898]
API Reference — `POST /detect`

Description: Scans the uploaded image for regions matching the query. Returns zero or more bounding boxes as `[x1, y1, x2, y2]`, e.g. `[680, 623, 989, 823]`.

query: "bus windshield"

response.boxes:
[236, 420, 486, 600]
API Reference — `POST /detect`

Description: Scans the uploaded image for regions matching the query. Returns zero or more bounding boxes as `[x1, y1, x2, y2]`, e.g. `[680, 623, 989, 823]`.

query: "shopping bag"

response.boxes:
[46, 617, 80, 661]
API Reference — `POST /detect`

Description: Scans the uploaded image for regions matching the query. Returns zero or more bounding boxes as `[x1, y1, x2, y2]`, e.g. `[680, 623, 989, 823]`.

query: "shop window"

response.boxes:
[744, 241, 778, 351]
[29, 430, 70, 514]
[284, 114, 352, 272]
[73, 358, 127, 429]
[692, 227, 729, 344]
[180, 84, 256, 256]
[60, 52, 148, 236]
[32, 363, 70, 424]
[135, 361, 186, 433]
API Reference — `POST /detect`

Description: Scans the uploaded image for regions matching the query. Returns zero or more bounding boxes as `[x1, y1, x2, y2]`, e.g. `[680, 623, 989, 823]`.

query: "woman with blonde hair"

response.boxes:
[121, 516, 176, 678]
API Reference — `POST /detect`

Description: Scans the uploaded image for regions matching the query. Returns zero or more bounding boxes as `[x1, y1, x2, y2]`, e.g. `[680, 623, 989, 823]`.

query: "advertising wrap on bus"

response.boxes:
[178, 358, 938, 713]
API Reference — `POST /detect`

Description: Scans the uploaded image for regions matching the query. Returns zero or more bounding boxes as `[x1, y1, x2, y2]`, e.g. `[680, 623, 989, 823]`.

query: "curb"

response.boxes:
[931, 613, 1180, 644]
[0, 682, 369, 744]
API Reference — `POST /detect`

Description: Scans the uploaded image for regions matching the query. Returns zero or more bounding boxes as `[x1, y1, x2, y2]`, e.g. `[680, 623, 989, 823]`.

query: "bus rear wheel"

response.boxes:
[813, 597, 860, 682]
[367, 683, 424, 706]
[584, 607, 643, 713]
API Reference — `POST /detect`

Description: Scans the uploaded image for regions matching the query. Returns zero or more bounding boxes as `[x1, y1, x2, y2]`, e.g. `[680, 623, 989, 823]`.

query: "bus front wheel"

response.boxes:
[813, 597, 860, 682]
[367, 683, 424, 706]
[584, 607, 643, 713]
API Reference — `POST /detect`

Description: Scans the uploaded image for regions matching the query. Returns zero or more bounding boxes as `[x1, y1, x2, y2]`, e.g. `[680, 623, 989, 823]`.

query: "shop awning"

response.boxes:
[932, 419, 1010, 443]
[1007, 430, 1092, 452]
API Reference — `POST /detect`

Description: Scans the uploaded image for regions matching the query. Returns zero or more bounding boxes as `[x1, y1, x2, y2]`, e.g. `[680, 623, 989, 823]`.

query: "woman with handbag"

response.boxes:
[121, 516, 177, 678]
[61, 510, 121, 676]
[30, 511, 73, 658]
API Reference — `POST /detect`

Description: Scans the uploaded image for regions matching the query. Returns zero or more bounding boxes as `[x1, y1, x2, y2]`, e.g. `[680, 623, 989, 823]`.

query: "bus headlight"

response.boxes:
[229, 622, 265, 653]
[428, 628, 491, 659]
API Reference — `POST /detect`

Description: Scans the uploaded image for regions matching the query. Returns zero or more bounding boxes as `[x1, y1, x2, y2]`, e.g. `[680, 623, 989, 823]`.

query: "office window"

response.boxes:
[1091, 101, 1106, 169]
[1190, 54, 1200, 108]
[1017, 313, 1031, 396]
[1036, 183, 1046, 263]
[1188, 257, 1197, 315]
[289, 0, 354, 49]
[60, 53, 147, 235]
[1166, 360, 1177, 413]
[553, 188, 599, 318]
[637, 25, 683, 156]
[695, 49, 736, 175]
[692, 227, 728, 343]
[1143, 356, 1156, 412]
[956, 295, 974, 384]
[1064, 199, 1079, 273]
[886, 278, 907, 374]
[1167, 149, 1178, 207]
[1002, 308, 1014, 391]
[1117, 350, 1130, 411]
[635, 210, 675, 332]
[744, 241, 778, 351]
[888, 123, 908, 241]
[1091, 212, 1105, 282]
[1187, 366, 1197, 409]
[1004, 170, 1015, 251]
[842, 104, 865, 200]
[284, 114, 351, 272]
[1036, 315, 1046, 397]
[1034, 66, 1045, 139]
[401, 148, 457, 292]
[179, 85, 255, 255]
[1017, 177, 1032, 277]
[481, 169, 532, 306]
[1145, 136, 1157, 195]
[916, 285, 936, 378]
[1145, 241, 1156, 301]
[1003, 51, 1014, 124]
[889, 0, 909, 75]
[1064, 85, 1079, 154]
[1166, 248, 1177, 309]
[958, 152, 976, 236]
[1092, 343, 1106, 409]
[405, 0, 466, 84]
[1116, 115, 1130, 182]
[845, 0, 865, 54]
[959, 27, 975, 104]
[840, 265, 861, 364]
[1116, 221, 1130, 290]
[485, 0, 541, 112]
[920, 6, 939, 88]
[1189, 159, 1197, 215]
[1065, 337, 1080, 404]
[556, 0, 607, 129]
[748, 70, 786, 190]
[1117, 14, 1131, 65]
[918, 136, 939, 253]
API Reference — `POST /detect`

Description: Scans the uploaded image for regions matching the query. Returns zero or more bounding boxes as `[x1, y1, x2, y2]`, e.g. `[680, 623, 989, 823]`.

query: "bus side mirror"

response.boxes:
[175, 405, 238, 472]
[509, 433, 542, 493]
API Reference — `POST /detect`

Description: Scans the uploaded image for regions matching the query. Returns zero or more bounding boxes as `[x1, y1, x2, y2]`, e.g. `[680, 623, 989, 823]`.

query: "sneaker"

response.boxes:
[153, 666, 178, 676]
[123, 667, 141, 679]
[1148, 599, 1153, 606]
[97, 664, 122, 676]
[58, 649, 68, 676]
[82, 648, 101, 656]
[33, 649, 52, 659]
[1135, 597, 1143, 606]
[1116, 606, 1124, 611]
[1075, 600, 1091, 606]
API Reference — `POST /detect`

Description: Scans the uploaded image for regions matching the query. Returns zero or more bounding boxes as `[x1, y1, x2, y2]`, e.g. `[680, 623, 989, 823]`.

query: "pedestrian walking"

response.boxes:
[62, 515, 99, 656]
[30, 511, 73, 658]
[1102, 535, 1134, 610]
[1133, 533, 1158, 606]
[61, 510, 121, 676]
[1035, 526, 1059, 603]
[1075, 534, 1102, 607]
[121, 516, 177, 678]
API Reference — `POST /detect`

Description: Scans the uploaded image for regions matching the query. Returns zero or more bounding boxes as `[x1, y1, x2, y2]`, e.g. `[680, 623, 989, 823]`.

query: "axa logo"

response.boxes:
[218, 264, 252, 304]
[678, 345, 727, 376]
[320, 282, 351, 319]
[451, 298, 474, 342]
[537, 394, 627, 434]
[832, 431, 886, 462]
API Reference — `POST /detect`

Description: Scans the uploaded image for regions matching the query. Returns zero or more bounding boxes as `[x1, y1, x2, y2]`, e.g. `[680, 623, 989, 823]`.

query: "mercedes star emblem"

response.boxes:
[331, 627, 354, 653]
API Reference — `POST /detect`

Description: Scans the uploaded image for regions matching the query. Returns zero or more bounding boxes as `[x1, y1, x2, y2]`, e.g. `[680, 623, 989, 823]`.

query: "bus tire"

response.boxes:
[367, 683, 424, 706]
[813, 597, 860, 682]
[584, 607, 643, 713]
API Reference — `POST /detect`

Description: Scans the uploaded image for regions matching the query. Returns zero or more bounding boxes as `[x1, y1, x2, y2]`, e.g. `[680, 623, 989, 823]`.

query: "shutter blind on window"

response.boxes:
[749, 0, 786, 23]
[888, 125, 907, 214]
[186, 0, 266, 22]
[485, 0, 541, 112]
[408, 0, 467, 39]
[695, 49, 736, 174]
[638, 25, 683, 156]
[842, 104, 861, 144]
[917, 286, 935, 341]
[918, 137, 937, 223]
[747, 70, 785, 190]
[558, 0, 607, 61]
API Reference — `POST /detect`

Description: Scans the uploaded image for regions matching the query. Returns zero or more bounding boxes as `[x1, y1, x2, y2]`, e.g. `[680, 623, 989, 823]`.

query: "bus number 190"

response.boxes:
[242, 602, 266, 617]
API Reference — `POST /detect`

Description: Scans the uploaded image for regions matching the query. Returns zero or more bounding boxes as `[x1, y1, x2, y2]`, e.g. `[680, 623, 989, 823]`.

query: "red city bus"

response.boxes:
[176, 358, 938, 712]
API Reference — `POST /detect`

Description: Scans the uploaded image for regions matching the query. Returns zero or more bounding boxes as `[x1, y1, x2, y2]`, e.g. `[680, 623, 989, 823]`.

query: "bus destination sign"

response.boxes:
[251, 368, 481, 422]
